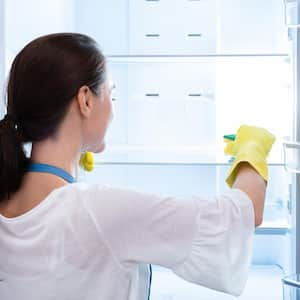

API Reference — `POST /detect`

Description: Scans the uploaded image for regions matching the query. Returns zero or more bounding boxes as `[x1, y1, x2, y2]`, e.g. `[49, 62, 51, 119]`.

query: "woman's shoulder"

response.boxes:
[65, 182, 123, 195]
[58, 182, 135, 205]
[68, 182, 150, 198]
[64, 182, 163, 211]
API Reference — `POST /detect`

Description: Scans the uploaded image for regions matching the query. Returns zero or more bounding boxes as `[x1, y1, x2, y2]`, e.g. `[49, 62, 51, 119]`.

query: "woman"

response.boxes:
[0, 33, 274, 300]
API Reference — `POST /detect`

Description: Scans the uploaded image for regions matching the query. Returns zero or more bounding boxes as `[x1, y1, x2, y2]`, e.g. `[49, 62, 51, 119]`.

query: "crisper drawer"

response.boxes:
[73, 0, 287, 55]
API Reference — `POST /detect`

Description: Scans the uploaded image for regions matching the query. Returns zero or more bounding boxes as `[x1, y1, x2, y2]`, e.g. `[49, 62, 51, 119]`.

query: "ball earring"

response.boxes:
[79, 151, 94, 171]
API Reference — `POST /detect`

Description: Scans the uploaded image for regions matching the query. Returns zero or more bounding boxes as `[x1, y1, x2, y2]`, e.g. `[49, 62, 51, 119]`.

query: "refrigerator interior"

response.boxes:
[1, 0, 294, 299]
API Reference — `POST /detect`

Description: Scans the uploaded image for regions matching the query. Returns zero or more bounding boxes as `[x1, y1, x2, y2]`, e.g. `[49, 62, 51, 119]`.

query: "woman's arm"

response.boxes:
[233, 162, 266, 226]
[85, 184, 254, 296]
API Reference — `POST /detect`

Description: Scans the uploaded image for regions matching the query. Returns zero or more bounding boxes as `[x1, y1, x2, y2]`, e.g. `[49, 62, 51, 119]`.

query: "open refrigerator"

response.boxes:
[0, 0, 298, 299]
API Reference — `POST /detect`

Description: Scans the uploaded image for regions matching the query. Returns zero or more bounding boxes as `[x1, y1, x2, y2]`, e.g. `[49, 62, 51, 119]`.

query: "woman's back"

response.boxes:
[0, 183, 151, 300]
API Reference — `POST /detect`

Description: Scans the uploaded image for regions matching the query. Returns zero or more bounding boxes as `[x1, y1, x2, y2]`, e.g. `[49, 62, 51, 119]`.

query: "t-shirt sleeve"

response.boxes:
[83, 185, 254, 296]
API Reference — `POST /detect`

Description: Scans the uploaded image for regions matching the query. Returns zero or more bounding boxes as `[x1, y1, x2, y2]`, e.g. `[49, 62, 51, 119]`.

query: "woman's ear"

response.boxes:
[76, 86, 94, 118]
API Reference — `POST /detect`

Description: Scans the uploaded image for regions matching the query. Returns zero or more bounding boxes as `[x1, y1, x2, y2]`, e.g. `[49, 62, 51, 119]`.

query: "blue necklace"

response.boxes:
[27, 163, 76, 183]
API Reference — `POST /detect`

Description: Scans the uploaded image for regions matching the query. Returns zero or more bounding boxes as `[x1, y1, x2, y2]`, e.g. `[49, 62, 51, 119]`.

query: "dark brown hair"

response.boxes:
[0, 33, 106, 201]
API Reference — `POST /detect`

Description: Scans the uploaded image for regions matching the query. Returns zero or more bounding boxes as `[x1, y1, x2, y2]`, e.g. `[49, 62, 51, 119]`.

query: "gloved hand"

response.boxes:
[224, 125, 276, 187]
[79, 151, 94, 172]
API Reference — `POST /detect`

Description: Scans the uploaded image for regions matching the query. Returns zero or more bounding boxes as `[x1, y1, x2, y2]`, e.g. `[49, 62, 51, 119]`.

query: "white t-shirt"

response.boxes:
[0, 183, 254, 300]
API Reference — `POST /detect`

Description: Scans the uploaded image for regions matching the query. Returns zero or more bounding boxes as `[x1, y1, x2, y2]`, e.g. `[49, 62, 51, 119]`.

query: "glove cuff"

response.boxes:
[226, 151, 268, 187]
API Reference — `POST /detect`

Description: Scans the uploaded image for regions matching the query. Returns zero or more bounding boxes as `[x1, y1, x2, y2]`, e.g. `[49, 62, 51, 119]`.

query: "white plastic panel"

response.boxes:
[126, 61, 216, 147]
[73, 0, 129, 55]
[71, 0, 288, 55]
[128, 0, 217, 55]
[4, 0, 289, 57]
[105, 59, 217, 154]
[217, 0, 288, 54]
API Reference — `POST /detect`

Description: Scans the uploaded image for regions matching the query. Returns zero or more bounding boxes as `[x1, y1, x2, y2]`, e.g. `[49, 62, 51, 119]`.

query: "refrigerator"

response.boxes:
[0, 0, 296, 299]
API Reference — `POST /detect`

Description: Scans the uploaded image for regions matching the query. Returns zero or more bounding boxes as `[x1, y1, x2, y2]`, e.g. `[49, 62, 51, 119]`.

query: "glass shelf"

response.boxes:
[106, 53, 290, 63]
[93, 161, 285, 167]
[94, 144, 285, 165]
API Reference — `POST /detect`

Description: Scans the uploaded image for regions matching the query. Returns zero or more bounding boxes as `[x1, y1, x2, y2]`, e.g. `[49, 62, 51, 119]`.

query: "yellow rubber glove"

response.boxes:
[79, 151, 94, 172]
[224, 125, 276, 187]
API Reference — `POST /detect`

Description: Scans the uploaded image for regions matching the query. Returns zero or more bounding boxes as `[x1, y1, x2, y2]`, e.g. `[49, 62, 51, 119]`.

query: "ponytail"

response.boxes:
[0, 114, 29, 201]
